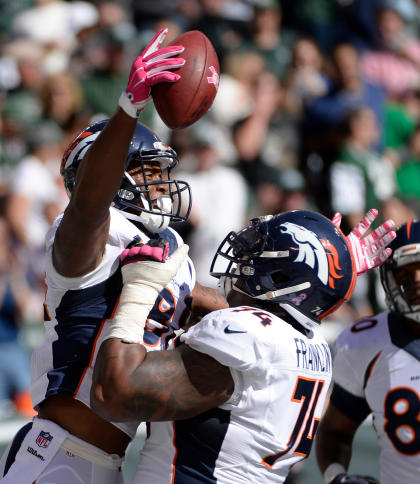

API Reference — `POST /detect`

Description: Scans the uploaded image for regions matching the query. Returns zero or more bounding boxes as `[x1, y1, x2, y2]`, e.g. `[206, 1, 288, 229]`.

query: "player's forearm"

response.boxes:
[91, 338, 147, 422]
[189, 283, 228, 326]
[91, 341, 233, 422]
[316, 425, 353, 474]
[71, 109, 137, 218]
[53, 110, 137, 275]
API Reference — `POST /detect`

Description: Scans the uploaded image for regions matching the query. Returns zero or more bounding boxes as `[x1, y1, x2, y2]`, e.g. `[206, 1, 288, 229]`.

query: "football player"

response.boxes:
[0, 28, 226, 484]
[317, 220, 420, 484]
[91, 210, 395, 484]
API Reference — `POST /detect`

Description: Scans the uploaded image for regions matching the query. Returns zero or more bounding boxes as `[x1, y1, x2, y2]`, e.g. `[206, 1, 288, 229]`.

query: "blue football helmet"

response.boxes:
[210, 210, 356, 329]
[61, 119, 192, 233]
[380, 220, 420, 323]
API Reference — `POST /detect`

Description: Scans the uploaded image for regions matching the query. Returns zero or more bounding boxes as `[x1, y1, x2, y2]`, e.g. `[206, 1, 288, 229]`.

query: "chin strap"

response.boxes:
[118, 195, 172, 233]
[278, 302, 320, 330]
[403, 309, 420, 324]
[219, 276, 320, 331]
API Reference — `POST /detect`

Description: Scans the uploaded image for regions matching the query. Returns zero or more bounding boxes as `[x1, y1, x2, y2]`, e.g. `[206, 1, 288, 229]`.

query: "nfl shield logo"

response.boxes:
[36, 431, 53, 448]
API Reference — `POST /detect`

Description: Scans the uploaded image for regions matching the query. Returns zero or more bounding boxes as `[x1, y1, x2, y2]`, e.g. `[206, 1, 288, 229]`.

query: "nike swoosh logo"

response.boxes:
[224, 325, 247, 334]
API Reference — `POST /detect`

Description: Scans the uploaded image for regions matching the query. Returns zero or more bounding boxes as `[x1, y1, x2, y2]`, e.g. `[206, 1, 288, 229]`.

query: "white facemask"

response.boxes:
[119, 194, 172, 233]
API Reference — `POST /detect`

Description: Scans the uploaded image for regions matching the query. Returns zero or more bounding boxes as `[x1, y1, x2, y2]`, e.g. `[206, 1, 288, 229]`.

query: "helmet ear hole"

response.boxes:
[271, 271, 289, 284]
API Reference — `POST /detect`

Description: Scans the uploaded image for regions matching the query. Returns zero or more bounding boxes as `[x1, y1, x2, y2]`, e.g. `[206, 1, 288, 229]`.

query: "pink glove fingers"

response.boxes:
[147, 72, 181, 85]
[331, 212, 342, 228]
[340, 209, 394, 276]
[352, 208, 378, 238]
[365, 230, 396, 256]
[141, 28, 168, 58]
[369, 220, 396, 240]
[381, 220, 396, 231]
[381, 230, 397, 246]
[120, 243, 169, 265]
[145, 58, 185, 74]
[377, 248, 393, 264]
[143, 46, 185, 62]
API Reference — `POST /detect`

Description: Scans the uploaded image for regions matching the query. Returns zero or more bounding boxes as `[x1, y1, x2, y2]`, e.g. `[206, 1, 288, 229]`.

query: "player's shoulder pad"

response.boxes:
[336, 311, 389, 352]
[180, 306, 275, 373]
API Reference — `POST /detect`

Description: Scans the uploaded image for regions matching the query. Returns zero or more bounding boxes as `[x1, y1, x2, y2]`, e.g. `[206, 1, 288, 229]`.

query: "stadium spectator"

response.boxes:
[360, 3, 420, 99]
[5, 122, 65, 293]
[233, 69, 300, 188]
[175, 125, 248, 287]
[303, 42, 386, 152]
[284, 36, 330, 118]
[329, 106, 395, 232]
[0, 217, 39, 419]
[80, 29, 129, 118]
[236, 0, 297, 80]
[395, 125, 420, 202]
[39, 72, 90, 140]
[11, 0, 99, 74]
[384, 88, 420, 160]
[190, 0, 252, 63]
[281, 0, 341, 53]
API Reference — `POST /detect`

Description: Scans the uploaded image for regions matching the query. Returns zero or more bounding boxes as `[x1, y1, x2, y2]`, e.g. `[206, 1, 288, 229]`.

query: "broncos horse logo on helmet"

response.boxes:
[210, 210, 356, 330]
[61, 119, 192, 233]
[279, 221, 331, 286]
[380, 220, 420, 323]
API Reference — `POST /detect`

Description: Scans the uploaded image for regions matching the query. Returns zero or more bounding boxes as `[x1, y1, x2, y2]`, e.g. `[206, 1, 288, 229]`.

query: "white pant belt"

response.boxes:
[61, 434, 124, 470]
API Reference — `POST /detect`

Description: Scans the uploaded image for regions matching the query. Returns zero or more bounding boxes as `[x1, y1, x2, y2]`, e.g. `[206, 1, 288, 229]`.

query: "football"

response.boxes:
[151, 30, 220, 130]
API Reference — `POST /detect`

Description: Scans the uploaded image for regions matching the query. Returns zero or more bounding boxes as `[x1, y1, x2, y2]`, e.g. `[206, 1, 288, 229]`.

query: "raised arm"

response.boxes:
[54, 28, 184, 277]
[54, 112, 136, 277]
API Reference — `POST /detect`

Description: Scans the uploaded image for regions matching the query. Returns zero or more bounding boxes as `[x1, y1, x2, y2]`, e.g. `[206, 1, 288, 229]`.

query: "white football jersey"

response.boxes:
[134, 305, 332, 484]
[332, 310, 420, 484]
[30, 207, 195, 439]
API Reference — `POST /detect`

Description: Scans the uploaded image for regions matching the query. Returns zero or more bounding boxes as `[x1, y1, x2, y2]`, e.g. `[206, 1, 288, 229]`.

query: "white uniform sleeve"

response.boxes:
[180, 309, 272, 375]
[333, 334, 365, 398]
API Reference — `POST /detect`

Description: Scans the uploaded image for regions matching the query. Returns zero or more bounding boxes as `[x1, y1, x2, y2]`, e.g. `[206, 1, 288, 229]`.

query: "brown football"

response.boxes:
[151, 30, 220, 130]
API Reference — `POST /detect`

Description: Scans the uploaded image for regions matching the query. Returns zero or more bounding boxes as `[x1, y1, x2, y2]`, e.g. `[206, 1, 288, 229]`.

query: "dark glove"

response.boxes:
[330, 473, 379, 484]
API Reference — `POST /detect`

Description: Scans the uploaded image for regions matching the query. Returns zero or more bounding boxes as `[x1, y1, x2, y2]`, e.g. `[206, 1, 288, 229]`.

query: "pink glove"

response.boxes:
[332, 209, 396, 276]
[120, 238, 169, 266]
[118, 28, 185, 118]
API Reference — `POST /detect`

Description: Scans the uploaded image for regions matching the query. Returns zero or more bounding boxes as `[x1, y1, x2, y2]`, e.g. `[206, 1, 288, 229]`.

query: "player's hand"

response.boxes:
[332, 209, 396, 276]
[121, 238, 169, 266]
[118, 28, 185, 118]
[330, 473, 379, 484]
[120, 239, 188, 288]
[104, 240, 189, 344]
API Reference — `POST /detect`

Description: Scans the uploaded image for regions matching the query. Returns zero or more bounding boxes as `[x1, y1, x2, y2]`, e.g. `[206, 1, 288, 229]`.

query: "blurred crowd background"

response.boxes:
[0, 0, 419, 454]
